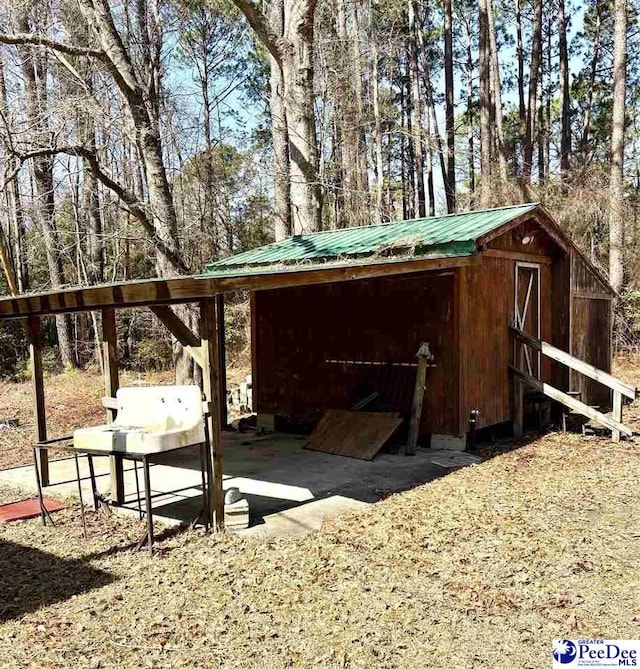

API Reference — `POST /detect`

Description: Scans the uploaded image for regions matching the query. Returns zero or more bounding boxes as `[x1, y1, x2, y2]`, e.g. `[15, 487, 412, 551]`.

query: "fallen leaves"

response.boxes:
[0, 367, 637, 667]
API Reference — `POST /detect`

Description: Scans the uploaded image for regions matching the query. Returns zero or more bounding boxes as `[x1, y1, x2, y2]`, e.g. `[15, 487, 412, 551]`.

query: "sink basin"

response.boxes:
[73, 386, 206, 455]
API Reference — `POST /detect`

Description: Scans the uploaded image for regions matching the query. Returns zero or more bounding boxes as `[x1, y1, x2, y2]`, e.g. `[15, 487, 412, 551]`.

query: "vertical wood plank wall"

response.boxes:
[457, 256, 553, 433]
[253, 271, 459, 435]
[569, 252, 614, 408]
[458, 217, 563, 433]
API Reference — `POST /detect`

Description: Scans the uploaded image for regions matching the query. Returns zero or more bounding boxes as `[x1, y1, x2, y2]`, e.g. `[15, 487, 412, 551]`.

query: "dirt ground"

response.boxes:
[0, 359, 638, 667]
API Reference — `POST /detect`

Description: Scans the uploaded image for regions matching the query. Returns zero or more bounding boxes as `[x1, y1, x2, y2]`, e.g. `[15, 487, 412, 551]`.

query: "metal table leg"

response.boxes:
[86, 454, 99, 510]
[32, 447, 55, 526]
[133, 460, 142, 520]
[32, 447, 46, 526]
[142, 455, 154, 555]
[74, 453, 87, 539]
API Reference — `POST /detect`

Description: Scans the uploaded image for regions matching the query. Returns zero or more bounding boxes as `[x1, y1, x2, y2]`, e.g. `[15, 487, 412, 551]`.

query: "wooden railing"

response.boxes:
[509, 325, 637, 442]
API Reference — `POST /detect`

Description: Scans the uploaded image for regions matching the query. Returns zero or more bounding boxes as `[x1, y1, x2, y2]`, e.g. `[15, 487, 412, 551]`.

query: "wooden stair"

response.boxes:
[509, 325, 637, 441]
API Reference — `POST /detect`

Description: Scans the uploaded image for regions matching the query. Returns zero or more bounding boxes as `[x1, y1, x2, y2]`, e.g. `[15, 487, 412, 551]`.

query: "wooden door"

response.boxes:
[515, 262, 541, 378]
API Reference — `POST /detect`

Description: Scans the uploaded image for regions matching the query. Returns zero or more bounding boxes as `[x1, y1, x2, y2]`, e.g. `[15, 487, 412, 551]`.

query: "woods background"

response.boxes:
[0, 0, 636, 378]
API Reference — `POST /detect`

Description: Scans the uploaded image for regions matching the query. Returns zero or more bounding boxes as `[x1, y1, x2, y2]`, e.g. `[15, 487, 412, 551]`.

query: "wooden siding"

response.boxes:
[252, 271, 459, 435]
[458, 255, 553, 433]
[570, 252, 613, 408]
[551, 254, 571, 392]
[484, 217, 562, 257]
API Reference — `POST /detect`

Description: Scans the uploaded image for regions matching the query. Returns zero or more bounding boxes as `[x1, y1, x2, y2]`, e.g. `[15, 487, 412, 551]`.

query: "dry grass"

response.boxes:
[0, 360, 638, 667]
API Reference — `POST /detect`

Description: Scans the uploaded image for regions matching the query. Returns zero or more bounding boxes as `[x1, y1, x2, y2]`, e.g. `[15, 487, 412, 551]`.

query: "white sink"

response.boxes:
[73, 386, 206, 455]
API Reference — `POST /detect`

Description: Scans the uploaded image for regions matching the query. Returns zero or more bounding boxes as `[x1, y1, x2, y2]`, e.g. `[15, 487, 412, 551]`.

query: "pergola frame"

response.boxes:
[25, 296, 227, 528]
[0, 254, 475, 530]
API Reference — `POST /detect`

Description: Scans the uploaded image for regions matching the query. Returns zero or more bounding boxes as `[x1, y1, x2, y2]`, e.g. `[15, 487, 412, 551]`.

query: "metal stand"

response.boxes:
[32, 409, 213, 556]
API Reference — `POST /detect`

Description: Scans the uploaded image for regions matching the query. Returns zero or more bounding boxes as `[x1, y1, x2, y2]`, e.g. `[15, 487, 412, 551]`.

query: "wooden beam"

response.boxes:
[571, 291, 614, 301]
[150, 305, 200, 347]
[28, 316, 48, 486]
[406, 343, 434, 454]
[200, 298, 224, 530]
[509, 325, 636, 399]
[150, 305, 205, 367]
[101, 396, 118, 410]
[512, 375, 524, 440]
[250, 292, 258, 415]
[0, 255, 479, 320]
[481, 249, 553, 265]
[102, 308, 124, 504]
[509, 365, 632, 437]
[215, 294, 228, 428]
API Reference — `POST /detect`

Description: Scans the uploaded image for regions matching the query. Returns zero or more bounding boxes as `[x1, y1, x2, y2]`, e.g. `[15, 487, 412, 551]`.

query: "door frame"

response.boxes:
[514, 261, 541, 377]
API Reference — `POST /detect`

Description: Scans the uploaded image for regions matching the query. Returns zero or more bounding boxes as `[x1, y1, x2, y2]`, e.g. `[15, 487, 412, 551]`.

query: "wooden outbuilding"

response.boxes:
[204, 202, 616, 443]
[0, 202, 618, 528]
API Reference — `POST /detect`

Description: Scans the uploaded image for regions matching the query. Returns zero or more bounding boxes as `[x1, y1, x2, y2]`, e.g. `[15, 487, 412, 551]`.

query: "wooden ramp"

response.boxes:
[306, 410, 402, 460]
[510, 325, 637, 441]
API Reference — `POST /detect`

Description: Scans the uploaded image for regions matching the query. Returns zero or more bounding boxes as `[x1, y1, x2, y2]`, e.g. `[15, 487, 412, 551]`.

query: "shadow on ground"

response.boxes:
[0, 539, 115, 621]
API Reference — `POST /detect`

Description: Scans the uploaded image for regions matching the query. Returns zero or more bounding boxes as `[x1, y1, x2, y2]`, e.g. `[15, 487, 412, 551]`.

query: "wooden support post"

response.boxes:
[102, 308, 124, 504]
[406, 342, 434, 455]
[612, 390, 623, 443]
[28, 316, 48, 486]
[512, 375, 524, 440]
[215, 294, 228, 429]
[200, 298, 224, 530]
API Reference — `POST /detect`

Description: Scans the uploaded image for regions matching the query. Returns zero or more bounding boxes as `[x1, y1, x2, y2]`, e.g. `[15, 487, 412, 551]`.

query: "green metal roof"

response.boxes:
[203, 203, 539, 276]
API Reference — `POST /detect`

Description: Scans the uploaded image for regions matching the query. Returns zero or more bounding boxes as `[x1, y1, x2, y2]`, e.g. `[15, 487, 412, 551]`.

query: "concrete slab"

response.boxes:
[0, 433, 447, 538]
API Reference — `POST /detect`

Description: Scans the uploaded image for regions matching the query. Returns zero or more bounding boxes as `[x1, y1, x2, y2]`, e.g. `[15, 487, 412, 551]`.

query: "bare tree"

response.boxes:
[609, 0, 627, 293]
[486, 0, 507, 184]
[234, 0, 322, 233]
[478, 0, 492, 205]
[558, 0, 571, 181]
[443, 0, 455, 212]
[523, 0, 542, 183]
[408, 0, 425, 217]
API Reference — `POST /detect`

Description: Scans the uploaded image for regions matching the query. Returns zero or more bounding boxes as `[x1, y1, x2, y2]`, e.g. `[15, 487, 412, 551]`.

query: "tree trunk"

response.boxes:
[335, 0, 362, 227]
[268, 0, 291, 240]
[0, 55, 27, 291]
[609, 0, 627, 293]
[371, 27, 385, 223]
[486, 0, 508, 184]
[464, 17, 475, 200]
[523, 0, 542, 183]
[282, 0, 322, 234]
[443, 0, 455, 212]
[558, 0, 571, 180]
[478, 0, 492, 205]
[17, 17, 77, 367]
[515, 0, 526, 172]
[581, 0, 602, 158]
[408, 0, 425, 217]
[76, 0, 185, 278]
[270, 58, 292, 240]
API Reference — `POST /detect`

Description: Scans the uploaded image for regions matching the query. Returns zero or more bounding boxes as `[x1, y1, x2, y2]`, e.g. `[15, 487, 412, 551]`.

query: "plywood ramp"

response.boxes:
[306, 410, 402, 460]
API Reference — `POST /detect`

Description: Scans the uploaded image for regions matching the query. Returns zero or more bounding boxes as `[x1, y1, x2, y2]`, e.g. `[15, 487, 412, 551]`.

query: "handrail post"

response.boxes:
[612, 390, 622, 443]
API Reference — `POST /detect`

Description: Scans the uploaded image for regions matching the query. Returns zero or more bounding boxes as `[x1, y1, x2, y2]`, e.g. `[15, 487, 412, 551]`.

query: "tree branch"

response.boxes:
[0, 32, 105, 59]
[231, 0, 283, 63]
[5, 145, 189, 274]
